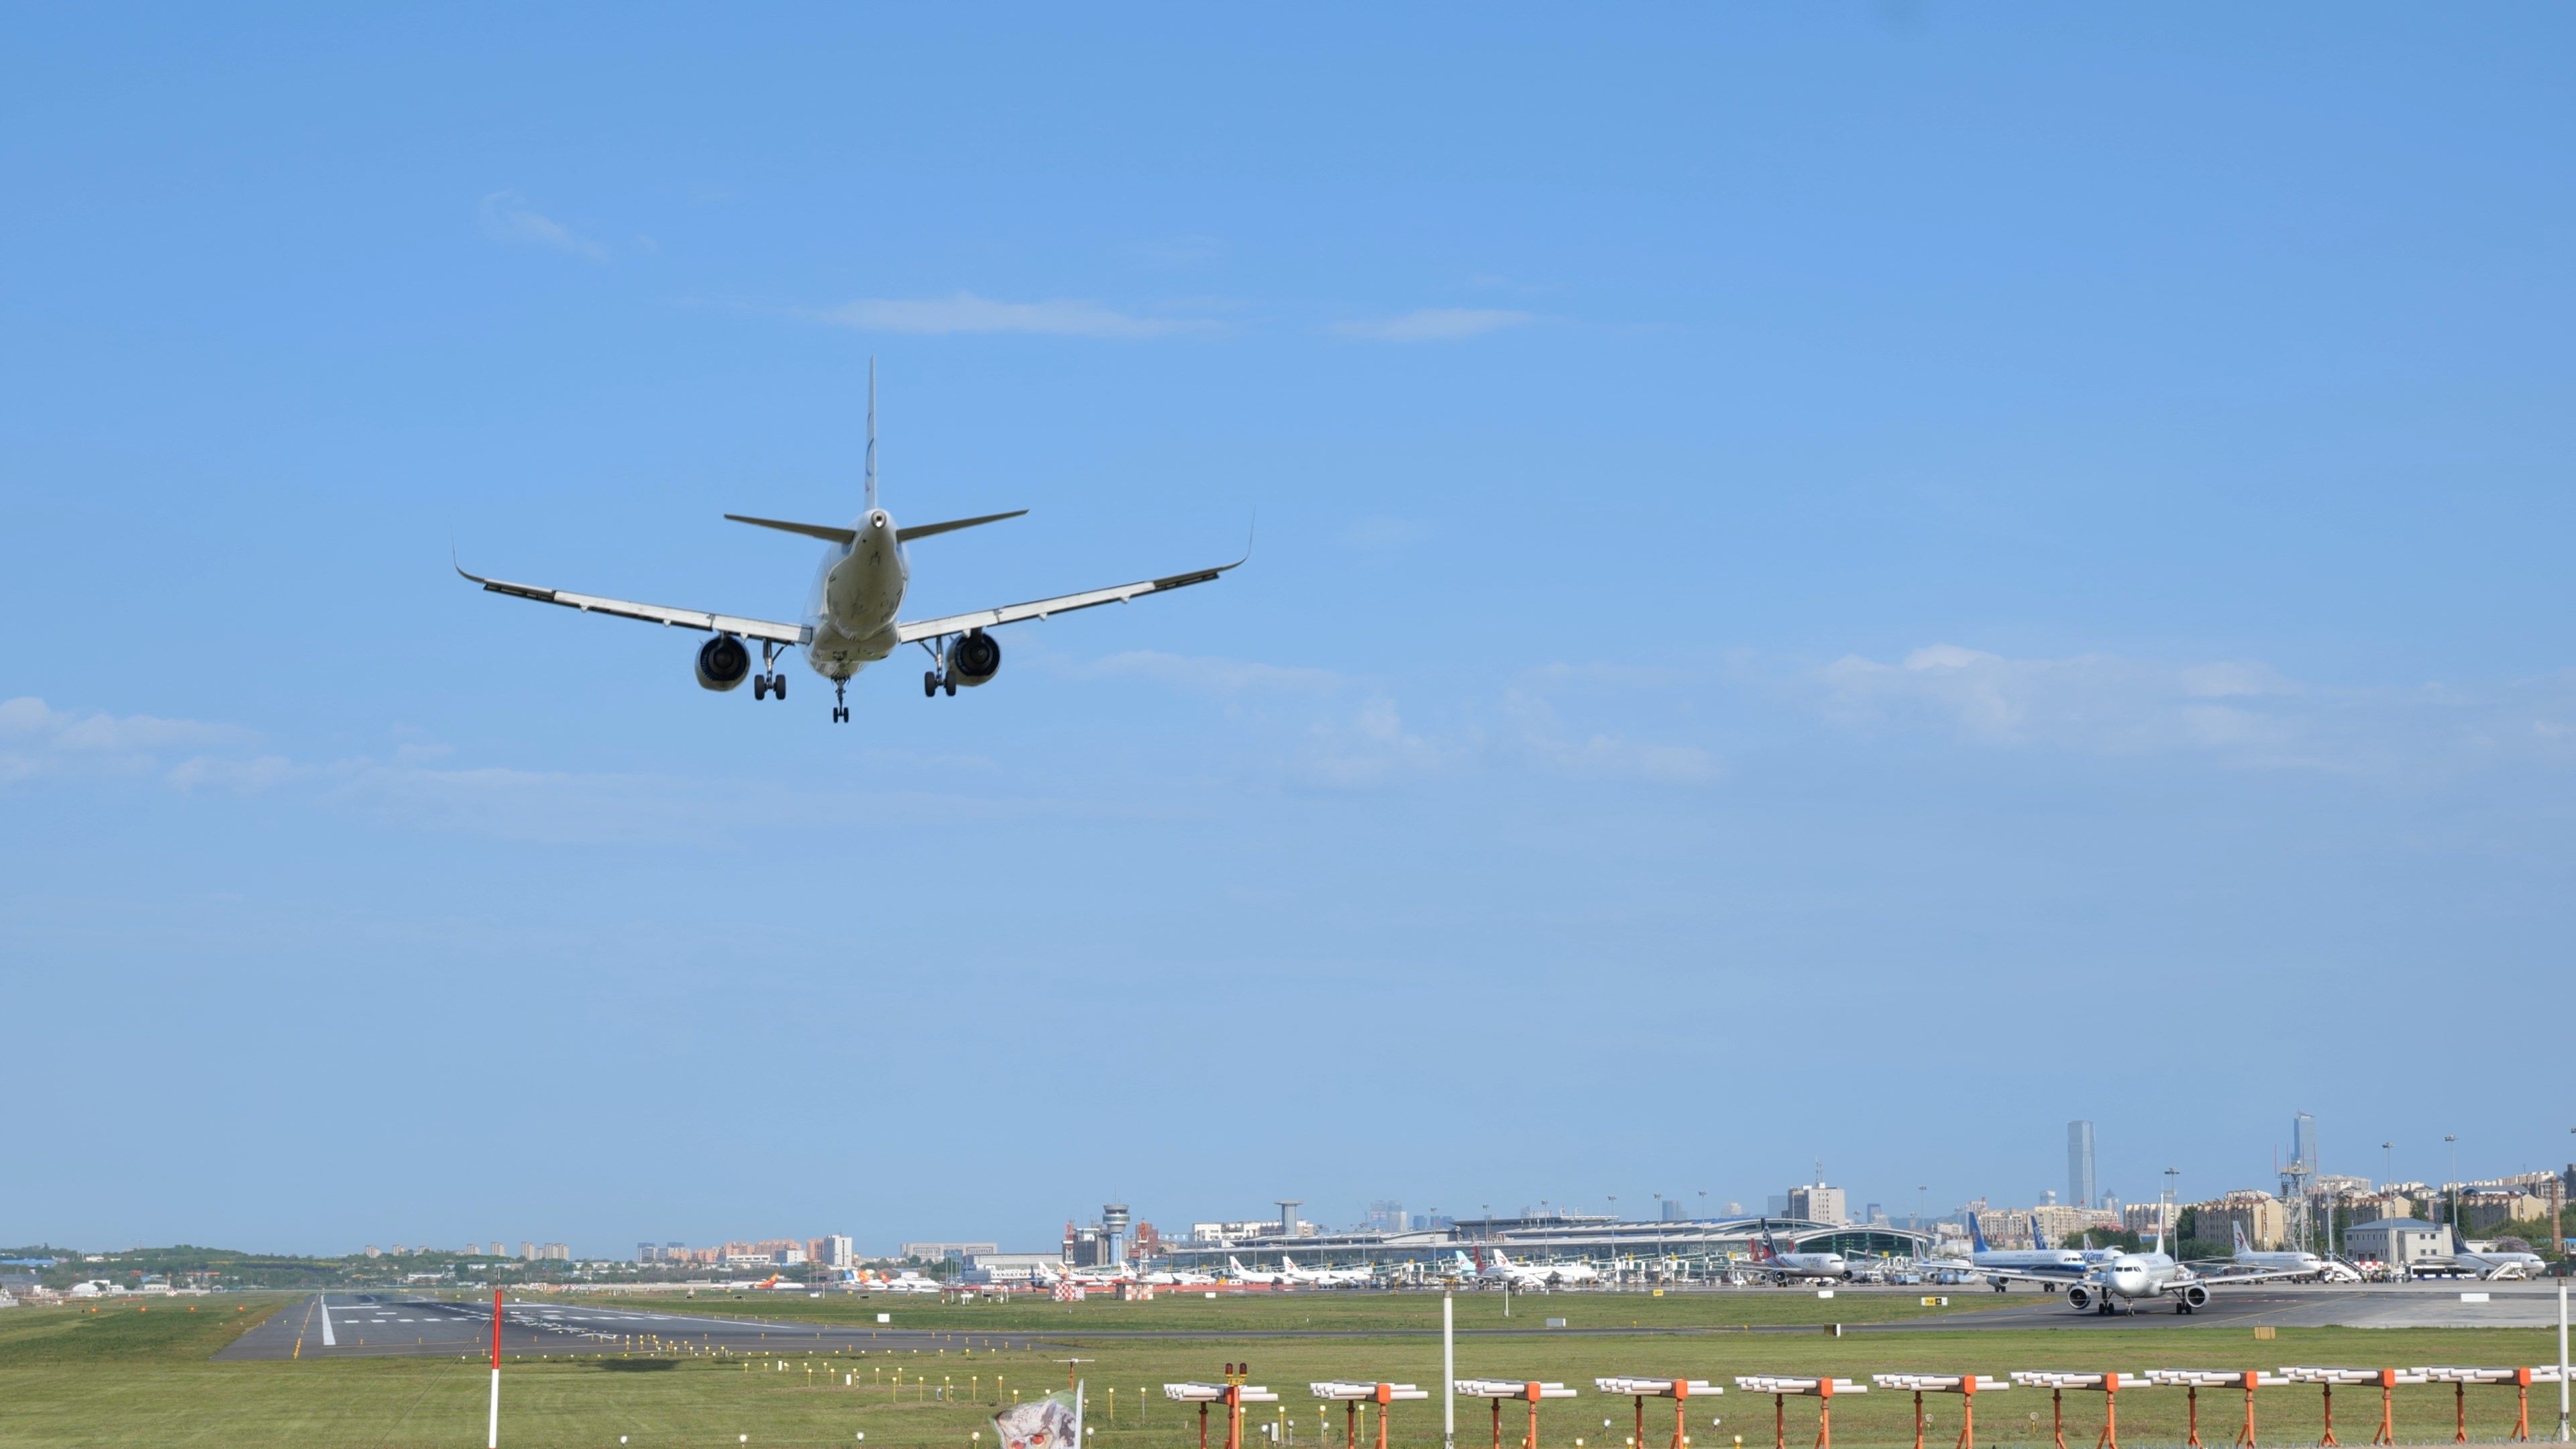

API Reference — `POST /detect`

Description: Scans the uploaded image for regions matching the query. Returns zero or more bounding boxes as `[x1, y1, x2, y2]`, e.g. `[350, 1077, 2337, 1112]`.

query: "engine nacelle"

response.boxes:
[696, 635, 751, 692]
[2178, 1283, 2209, 1309]
[948, 629, 1002, 688]
[2065, 1284, 2095, 1312]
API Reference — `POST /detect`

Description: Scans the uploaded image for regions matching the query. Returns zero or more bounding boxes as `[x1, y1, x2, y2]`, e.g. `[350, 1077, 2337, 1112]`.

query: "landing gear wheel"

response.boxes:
[771, 674, 784, 699]
[833, 680, 849, 723]
[753, 676, 768, 700]
[924, 671, 938, 698]
[833, 706, 849, 723]
[943, 675, 957, 697]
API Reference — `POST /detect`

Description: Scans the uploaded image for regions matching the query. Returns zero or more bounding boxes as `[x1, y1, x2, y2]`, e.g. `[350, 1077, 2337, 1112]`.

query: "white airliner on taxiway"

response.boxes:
[459, 362, 1245, 722]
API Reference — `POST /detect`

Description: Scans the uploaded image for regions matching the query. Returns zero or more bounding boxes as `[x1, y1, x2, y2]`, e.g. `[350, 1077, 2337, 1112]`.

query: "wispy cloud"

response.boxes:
[1077, 651, 1342, 697]
[478, 191, 607, 262]
[1340, 516, 1430, 553]
[0, 697, 262, 786]
[1330, 307, 1534, 342]
[819, 292, 1215, 339]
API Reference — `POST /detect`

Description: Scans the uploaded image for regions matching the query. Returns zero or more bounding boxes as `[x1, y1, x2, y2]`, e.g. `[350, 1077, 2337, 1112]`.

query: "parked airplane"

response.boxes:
[458, 361, 1245, 722]
[2447, 1242, 2546, 1280]
[1142, 1267, 1216, 1287]
[1278, 1254, 1375, 1288]
[864, 1271, 942, 1294]
[1746, 1226, 1849, 1284]
[2213, 1224, 2360, 1283]
[2062, 1220, 2307, 1315]
[1225, 1256, 1297, 1287]
[1922, 1213, 2091, 1291]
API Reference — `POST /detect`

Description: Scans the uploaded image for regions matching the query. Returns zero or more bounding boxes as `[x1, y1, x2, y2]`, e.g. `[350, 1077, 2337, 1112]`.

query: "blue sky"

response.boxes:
[4, 6, 2572, 1256]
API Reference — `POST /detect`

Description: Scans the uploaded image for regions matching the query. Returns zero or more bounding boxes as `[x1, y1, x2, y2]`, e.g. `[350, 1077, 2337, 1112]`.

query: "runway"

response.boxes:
[215, 1293, 1046, 1361]
[1878, 1280, 2576, 1332]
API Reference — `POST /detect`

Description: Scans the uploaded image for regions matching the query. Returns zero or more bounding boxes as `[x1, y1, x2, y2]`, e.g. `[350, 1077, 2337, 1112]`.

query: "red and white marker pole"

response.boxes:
[487, 1287, 502, 1448]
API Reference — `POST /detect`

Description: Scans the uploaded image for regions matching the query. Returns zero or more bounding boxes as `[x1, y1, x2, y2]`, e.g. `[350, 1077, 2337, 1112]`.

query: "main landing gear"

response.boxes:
[832, 680, 850, 724]
[751, 642, 790, 701]
[922, 670, 956, 698]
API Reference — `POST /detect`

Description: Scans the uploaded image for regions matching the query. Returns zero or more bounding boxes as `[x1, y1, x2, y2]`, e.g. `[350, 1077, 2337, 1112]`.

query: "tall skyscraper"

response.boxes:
[2068, 1120, 2098, 1209]
[2293, 1112, 2318, 1171]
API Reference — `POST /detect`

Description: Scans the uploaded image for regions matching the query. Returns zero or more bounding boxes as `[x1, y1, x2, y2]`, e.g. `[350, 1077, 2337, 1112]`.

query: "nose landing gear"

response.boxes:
[832, 680, 849, 723]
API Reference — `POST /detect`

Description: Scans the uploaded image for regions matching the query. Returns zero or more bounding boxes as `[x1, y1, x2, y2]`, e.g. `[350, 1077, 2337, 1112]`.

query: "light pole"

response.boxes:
[2163, 1168, 2182, 1252]
[2383, 1141, 2394, 1192]
[2446, 1134, 2460, 1240]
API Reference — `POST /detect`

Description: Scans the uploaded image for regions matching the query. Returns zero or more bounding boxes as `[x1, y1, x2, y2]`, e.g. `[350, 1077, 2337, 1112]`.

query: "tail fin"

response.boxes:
[865, 356, 879, 512]
[2033, 1220, 2052, 1251]
[2233, 1223, 2251, 1256]
[1968, 1213, 1988, 1254]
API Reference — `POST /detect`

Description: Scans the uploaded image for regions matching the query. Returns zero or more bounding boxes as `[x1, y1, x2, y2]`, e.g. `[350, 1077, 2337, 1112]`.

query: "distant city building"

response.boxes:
[637, 1242, 660, 1263]
[1662, 1198, 1689, 1222]
[1366, 1201, 1411, 1232]
[2194, 1191, 2286, 1250]
[2292, 1112, 2318, 1173]
[2122, 1201, 2176, 1234]
[541, 1243, 570, 1262]
[898, 1242, 998, 1261]
[363, 1246, 380, 1258]
[1786, 1183, 1847, 1226]
[2458, 1190, 2549, 1234]
[2068, 1121, 2097, 1208]
[520, 1242, 537, 1261]
[822, 1235, 854, 1269]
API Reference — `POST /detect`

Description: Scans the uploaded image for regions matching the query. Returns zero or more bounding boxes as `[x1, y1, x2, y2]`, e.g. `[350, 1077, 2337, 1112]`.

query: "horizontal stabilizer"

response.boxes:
[897, 508, 1027, 542]
[724, 513, 855, 545]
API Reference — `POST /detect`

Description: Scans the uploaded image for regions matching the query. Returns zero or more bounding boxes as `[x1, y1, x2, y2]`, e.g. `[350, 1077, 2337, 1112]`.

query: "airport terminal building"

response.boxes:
[1159, 1212, 1931, 1277]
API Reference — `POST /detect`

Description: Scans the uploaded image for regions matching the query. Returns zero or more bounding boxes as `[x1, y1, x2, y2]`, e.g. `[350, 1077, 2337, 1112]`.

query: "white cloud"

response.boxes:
[1500, 690, 1722, 785]
[1813, 644, 2328, 763]
[819, 292, 1214, 339]
[1297, 698, 1459, 788]
[478, 191, 607, 261]
[1078, 651, 1341, 696]
[1329, 307, 1534, 342]
[0, 697, 260, 784]
[1340, 516, 1428, 553]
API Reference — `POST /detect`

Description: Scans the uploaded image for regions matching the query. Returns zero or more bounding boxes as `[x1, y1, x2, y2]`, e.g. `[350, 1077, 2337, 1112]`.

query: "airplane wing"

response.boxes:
[1962, 1264, 2093, 1287]
[2180, 1265, 2312, 1287]
[892, 548, 1245, 645]
[457, 563, 808, 646]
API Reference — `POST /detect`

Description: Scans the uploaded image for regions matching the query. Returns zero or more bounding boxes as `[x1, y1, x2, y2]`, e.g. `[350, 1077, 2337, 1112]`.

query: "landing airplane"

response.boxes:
[458, 362, 1246, 722]
[1745, 1224, 1848, 1284]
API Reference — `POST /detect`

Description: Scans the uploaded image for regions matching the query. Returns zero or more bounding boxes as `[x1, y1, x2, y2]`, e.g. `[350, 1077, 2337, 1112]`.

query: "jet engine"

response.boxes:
[2065, 1283, 2095, 1311]
[2178, 1283, 2209, 1311]
[696, 635, 751, 692]
[948, 629, 1002, 687]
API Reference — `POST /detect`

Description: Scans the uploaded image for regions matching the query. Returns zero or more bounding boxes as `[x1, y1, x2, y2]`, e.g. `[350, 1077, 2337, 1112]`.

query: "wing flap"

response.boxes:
[459, 564, 807, 645]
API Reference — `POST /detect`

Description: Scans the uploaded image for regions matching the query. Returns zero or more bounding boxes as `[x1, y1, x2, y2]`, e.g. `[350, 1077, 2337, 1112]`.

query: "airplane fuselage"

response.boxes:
[805, 508, 909, 680]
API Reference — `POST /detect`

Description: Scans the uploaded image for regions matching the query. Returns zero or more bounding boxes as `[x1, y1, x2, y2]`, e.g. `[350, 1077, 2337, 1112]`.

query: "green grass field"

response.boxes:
[2, 1293, 2566, 1448]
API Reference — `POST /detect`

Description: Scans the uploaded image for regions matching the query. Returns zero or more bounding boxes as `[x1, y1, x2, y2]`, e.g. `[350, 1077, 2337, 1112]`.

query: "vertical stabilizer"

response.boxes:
[1968, 1212, 1988, 1254]
[865, 357, 879, 511]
